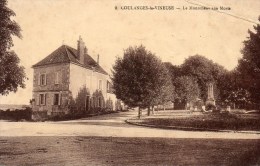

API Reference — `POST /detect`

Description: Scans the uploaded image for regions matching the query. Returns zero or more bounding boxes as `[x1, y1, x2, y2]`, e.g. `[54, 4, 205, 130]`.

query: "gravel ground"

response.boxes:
[0, 137, 260, 166]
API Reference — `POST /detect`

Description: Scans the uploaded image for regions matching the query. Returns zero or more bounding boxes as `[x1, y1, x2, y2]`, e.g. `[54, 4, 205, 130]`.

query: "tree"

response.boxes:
[181, 55, 227, 101]
[216, 69, 251, 109]
[112, 45, 173, 118]
[164, 62, 182, 82]
[174, 76, 200, 106]
[150, 64, 175, 114]
[0, 0, 26, 95]
[238, 17, 260, 107]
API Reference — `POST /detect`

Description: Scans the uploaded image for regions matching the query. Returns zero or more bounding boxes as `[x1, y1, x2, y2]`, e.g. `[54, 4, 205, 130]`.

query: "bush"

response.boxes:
[0, 107, 32, 121]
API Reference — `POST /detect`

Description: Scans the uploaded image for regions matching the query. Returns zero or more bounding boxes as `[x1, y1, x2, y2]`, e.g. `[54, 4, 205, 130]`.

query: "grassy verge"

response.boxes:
[133, 111, 260, 131]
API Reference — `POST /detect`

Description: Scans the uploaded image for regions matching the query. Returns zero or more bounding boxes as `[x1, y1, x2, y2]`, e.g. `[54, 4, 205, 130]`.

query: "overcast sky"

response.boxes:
[0, 0, 259, 105]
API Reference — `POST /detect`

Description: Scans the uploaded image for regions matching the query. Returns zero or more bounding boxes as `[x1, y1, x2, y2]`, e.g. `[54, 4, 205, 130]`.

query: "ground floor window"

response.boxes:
[53, 93, 60, 105]
[39, 94, 46, 105]
[98, 97, 102, 107]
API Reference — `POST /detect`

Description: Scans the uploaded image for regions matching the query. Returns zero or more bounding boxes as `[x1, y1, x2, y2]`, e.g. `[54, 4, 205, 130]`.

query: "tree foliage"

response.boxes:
[238, 17, 260, 106]
[217, 69, 251, 108]
[0, 0, 26, 95]
[181, 55, 227, 101]
[112, 45, 174, 112]
[174, 76, 200, 103]
[155, 64, 175, 105]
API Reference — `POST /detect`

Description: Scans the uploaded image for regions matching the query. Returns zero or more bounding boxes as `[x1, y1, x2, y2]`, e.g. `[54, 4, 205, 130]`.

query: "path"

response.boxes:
[1, 110, 260, 165]
[0, 110, 260, 139]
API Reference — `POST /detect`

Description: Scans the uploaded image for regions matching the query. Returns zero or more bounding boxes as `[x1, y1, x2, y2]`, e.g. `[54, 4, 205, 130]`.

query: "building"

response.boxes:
[31, 36, 119, 120]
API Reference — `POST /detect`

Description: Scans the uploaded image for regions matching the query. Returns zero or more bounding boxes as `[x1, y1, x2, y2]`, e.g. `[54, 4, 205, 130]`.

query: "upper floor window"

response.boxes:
[98, 80, 102, 90]
[107, 81, 113, 93]
[38, 73, 47, 86]
[54, 72, 59, 85]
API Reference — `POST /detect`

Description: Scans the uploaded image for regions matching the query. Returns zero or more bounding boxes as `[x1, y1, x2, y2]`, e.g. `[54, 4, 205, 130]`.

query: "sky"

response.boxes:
[0, 0, 259, 105]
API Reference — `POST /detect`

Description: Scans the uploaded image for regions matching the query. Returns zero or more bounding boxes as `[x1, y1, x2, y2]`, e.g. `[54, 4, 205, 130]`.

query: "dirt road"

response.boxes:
[0, 110, 260, 165]
[0, 110, 260, 139]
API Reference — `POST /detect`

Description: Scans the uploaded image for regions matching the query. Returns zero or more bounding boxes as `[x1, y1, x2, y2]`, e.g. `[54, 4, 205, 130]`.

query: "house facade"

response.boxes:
[31, 36, 119, 120]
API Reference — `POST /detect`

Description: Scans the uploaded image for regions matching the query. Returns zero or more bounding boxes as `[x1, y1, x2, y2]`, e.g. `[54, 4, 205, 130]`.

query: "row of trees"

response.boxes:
[112, 17, 260, 115]
[112, 45, 230, 117]
[165, 55, 227, 106]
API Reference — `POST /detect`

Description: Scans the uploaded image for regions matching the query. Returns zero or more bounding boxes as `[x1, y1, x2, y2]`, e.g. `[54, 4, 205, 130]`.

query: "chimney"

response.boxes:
[77, 36, 85, 64]
[97, 54, 99, 65]
[84, 46, 88, 54]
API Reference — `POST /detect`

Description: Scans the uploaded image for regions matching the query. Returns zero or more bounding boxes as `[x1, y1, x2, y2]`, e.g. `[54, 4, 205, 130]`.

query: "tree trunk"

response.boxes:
[138, 107, 142, 119]
[163, 104, 165, 111]
[147, 106, 151, 116]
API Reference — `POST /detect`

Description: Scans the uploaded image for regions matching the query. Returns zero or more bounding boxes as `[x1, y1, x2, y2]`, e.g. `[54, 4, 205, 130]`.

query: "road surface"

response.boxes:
[0, 110, 260, 139]
[0, 110, 260, 165]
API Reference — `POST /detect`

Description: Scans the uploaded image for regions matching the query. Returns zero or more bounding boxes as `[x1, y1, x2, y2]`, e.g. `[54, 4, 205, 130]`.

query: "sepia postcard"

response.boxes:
[0, 0, 260, 165]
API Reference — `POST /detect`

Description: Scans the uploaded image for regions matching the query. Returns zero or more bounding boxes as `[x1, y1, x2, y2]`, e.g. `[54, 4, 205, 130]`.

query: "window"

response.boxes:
[107, 81, 110, 91]
[107, 81, 113, 93]
[39, 74, 46, 86]
[98, 97, 102, 107]
[53, 93, 60, 105]
[39, 94, 46, 105]
[54, 72, 59, 84]
[98, 80, 102, 90]
[92, 97, 96, 107]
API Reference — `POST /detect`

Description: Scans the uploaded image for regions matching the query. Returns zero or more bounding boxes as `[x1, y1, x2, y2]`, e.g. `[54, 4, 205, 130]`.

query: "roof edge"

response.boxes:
[70, 61, 108, 75]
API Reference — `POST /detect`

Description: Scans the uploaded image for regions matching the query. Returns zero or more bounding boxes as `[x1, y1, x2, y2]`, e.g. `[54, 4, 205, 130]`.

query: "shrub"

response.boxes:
[0, 107, 32, 121]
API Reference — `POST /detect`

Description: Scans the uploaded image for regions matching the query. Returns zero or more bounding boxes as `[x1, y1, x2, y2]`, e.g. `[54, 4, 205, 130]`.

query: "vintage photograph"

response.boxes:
[0, 0, 260, 165]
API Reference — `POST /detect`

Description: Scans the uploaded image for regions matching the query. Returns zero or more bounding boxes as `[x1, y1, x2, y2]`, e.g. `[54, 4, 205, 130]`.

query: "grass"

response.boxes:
[136, 110, 260, 131]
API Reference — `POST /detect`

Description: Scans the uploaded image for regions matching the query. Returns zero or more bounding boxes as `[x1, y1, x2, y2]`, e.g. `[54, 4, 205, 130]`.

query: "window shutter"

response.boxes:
[52, 94, 54, 105]
[57, 72, 59, 84]
[58, 92, 62, 105]
[44, 74, 47, 85]
[55, 73, 57, 84]
[38, 74, 41, 85]
[37, 94, 40, 105]
[44, 93, 47, 105]
[55, 72, 59, 84]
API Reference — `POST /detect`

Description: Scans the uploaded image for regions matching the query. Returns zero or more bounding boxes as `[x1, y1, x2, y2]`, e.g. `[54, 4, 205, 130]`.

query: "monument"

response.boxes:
[206, 82, 215, 105]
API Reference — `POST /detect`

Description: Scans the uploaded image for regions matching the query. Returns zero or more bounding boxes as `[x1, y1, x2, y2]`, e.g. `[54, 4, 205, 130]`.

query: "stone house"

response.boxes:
[31, 36, 118, 120]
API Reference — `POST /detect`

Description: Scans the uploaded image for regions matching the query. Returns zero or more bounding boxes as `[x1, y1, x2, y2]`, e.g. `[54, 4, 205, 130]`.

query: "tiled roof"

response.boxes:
[32, 45, 108, 75]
